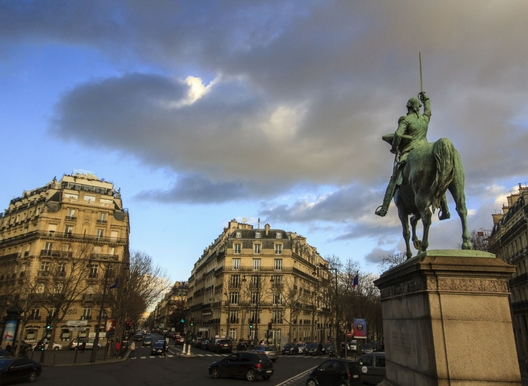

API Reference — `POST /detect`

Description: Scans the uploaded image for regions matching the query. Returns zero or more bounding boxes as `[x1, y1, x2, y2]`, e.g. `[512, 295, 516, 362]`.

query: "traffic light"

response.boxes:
[180, 318, 185, 324]
[45, 315, 51, 330]
[190, 318, 194, 326]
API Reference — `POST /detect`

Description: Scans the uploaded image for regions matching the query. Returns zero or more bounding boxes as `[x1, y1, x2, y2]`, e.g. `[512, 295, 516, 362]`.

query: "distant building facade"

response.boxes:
[187, 219, 331, 345]
[489, 184, 528, 360]
[0, 171, 129, 346]
[152, 281, 189, 331]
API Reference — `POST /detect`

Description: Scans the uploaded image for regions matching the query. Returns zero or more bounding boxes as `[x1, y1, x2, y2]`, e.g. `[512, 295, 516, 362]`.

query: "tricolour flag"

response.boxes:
[352, 273, 359, 288]
[109, 278, 118, 289]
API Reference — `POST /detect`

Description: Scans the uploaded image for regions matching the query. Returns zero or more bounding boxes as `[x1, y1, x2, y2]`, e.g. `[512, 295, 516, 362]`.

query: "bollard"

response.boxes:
[182, 342, 186, 355]
[186, 344, 191, 356]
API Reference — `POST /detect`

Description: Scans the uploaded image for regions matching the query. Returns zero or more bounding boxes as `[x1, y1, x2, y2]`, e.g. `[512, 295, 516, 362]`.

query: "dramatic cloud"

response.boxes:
[2, 0, 527, 270]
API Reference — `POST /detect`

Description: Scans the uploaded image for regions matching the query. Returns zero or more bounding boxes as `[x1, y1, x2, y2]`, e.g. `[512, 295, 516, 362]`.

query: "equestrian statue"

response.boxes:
[375, 88, 472, 259]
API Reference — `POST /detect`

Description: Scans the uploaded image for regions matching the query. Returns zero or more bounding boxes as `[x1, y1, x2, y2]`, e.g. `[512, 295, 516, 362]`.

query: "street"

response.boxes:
[32, 343, 323, 386]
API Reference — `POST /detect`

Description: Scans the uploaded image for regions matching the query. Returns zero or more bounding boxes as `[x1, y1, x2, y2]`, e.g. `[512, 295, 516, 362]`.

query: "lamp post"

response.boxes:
[327, 267, 339, 354]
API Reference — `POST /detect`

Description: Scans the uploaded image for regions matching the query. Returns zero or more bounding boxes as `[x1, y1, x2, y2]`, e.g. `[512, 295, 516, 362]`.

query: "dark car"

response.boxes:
[358, 353, 385, 385]
[306, 359, 363, 386]
[151, 340, 165, 356]
[304, 342, 320, 356]
[133, 333, 144, 342]
[0, 357, 42, 384]
[143, 336, 153, 346]
[209, 352, 274, 382]
[281, 343, 299, 355]
[213, 339, 233, 353]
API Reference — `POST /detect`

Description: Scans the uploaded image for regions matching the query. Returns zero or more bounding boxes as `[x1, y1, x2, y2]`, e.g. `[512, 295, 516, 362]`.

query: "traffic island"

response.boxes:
[374, 250, 522, 386]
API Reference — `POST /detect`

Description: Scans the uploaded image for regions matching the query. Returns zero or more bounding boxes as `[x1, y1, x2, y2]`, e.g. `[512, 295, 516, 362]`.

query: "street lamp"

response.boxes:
[327, 267, 339, 354]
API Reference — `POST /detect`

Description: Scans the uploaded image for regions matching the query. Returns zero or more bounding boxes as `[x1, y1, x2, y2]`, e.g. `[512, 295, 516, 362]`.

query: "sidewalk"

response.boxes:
[27, 348, 128, 366]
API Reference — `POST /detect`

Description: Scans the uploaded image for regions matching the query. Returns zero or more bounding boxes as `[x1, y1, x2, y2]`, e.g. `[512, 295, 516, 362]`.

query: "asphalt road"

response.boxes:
[32, 344, 325, 386]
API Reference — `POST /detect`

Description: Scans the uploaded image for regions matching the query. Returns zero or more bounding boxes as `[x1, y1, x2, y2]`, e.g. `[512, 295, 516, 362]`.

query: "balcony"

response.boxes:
[80, 315, 92, 321]
[65, 216, 77, 221]
[28, 315, 41, 321]
[227, 318, 240, 324]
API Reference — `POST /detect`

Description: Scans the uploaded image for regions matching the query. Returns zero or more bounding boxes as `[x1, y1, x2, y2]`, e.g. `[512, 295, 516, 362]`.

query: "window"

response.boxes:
[276, 232, 282, 239]
[44, 242, 53, 252]
[272, 275, 282, 284]
[255, 232, 261, 238]
[67, 208, 76, 219]
[272, 309, 283, 324]
[230, 275, 240, 288]
[230, 292, 239, 305]
[96, 229, 104, 240]
[251, 292, 259, 304]
[229, 328, 237, 340]
[100, 198, 113, 206]
[232, 258, 240, 270]
[89, 264, 98, 278]
[254, 244, 261, 254]
[64, 225, 73, 237]
[39, 262, 50, 276]
[82, 308, 91, 320]
[109, 247, 116, 257]
[275, 244, 282, 255]
[249, 310, 258, 323]
[48, 224, 57, 236]
[273, 293, 282, 305]
[274, 259, 282, 271]
[253, 258, 261, 270]
[234, 243, 241, 254]
[30, 308, 40, 320]
[84, 195, 96, 203]
[98, 213, 107, 222]
[57, 262, 66, 276]
[236, 231, 242, 238]
[110, 231, 118, 242]
[64, 193, 78, 200]
[229, 310, 239, 323]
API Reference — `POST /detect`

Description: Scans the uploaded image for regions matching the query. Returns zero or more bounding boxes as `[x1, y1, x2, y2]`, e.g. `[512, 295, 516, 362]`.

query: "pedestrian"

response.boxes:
[129, 341, 135, 359]
[318, 341, 323, 355]
[115, 339, 121, 357]
[80, 341, 86, 353]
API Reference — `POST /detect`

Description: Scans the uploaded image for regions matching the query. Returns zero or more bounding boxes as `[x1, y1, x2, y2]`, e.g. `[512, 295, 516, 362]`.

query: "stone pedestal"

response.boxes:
[374, 250, 521, 386]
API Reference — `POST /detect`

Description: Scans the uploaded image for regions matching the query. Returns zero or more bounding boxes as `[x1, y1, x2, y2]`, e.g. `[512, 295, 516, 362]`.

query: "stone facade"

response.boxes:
[0, 171, 130, 346]
[187, 219, 331, 345]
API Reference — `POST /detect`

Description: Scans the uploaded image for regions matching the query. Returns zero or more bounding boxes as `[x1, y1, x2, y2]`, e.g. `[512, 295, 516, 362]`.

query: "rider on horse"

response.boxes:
[375, 91, 451, 220]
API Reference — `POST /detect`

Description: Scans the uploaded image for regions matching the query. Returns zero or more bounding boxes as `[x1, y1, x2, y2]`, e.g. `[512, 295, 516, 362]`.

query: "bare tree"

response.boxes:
[377, 252, 407, 274]
[469, 229, 490, 251]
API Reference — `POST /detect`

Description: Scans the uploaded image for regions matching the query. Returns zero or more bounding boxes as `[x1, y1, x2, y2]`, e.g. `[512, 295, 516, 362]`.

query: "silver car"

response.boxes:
[250, 346, 278, 362]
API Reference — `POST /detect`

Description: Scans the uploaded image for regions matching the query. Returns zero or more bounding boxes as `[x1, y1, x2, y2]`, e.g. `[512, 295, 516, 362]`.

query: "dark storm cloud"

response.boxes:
[135, 173, 247, 204]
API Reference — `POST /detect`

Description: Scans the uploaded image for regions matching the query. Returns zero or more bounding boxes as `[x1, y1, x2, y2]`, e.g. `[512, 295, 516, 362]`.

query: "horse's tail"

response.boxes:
[431, 138, 455, 208]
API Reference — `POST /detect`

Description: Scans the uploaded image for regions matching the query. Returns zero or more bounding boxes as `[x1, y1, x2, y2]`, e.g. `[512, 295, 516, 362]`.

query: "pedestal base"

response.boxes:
[374, 250, 521, 385]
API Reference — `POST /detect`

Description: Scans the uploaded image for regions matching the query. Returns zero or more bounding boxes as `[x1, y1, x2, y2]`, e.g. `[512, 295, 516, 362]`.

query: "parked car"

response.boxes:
[133, 333, 144, 342]
[143, 336, 153, 346]
[151, 340, 165, 356]
[0, 350, 12, 358]
[68, 338, 102, 350]
[281, 343, 299, 355]
[297, 343, 307, 354]
[209, 352, 274, 381]
[32, 340, 62, 351]
[349, 340, 358, 352]
[361, 343, 375, 354]
[250, 345, 278, 362]
[203, 339, 214, 351]
[193, 338, 205, 349]
[306, 359, 363, 386]
[304, 342, 320, 356]
[213, 339, 233, 353]
[358, 353, 386, 385]
[323, 342, 336, 357]
[0, 357, 42, 384]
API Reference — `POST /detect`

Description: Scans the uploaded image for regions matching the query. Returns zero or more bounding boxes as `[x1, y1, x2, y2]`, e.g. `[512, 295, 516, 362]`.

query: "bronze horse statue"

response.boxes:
[393, 137, 472, 259]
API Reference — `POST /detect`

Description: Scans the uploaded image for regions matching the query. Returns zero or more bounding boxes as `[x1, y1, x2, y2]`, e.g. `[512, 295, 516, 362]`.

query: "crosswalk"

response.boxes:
[130, 351, 329, 360]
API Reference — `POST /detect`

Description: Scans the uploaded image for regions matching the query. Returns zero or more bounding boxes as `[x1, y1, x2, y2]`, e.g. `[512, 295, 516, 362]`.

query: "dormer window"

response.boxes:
[255, 232, 261, 238]
[276, 232, 282, 239]
[236, 231, 242, 238]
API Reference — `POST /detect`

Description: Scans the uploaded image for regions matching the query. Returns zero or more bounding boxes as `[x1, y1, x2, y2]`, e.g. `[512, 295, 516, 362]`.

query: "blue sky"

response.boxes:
[2, 0, 527, 282]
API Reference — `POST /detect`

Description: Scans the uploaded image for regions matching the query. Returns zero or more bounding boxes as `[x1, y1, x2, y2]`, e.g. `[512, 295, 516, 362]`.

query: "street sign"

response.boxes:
[347, 331, 353, 338]
[69, 326, 88, 332]
[66, 320, 88, 327]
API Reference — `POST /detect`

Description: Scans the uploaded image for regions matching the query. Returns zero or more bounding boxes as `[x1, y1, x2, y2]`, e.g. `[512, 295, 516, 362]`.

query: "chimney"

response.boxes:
[265, 223, 270, 236]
